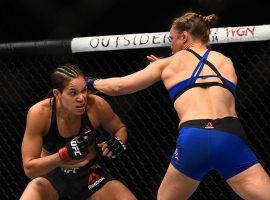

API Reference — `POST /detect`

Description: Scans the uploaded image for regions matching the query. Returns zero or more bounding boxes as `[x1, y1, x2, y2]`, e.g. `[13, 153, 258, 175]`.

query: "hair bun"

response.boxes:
[203, 14, 218, 27]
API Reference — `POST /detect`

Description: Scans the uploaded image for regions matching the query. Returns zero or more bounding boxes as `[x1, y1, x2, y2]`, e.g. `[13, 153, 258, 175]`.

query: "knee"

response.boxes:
[20, 177, 58, 200]
[27, 177, 52, 194]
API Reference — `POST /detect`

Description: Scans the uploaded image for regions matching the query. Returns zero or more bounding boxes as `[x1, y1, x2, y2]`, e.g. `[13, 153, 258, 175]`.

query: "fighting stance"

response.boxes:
[87, 12, 270, 200]
[20, 64, 137, 200]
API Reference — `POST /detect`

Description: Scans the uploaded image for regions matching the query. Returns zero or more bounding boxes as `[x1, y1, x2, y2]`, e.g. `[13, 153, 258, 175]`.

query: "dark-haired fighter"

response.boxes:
[20, 64, 137, 200]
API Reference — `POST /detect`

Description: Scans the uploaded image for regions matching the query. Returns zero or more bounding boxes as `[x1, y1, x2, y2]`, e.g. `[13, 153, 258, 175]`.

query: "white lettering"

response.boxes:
[71, 141, 82, 156]
[61, 167, 79, 174]
[88, 177, 105, 190]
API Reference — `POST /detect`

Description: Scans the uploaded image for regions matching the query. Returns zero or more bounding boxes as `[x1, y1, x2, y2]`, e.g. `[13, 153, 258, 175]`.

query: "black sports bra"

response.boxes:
[43, 98, 95, 153]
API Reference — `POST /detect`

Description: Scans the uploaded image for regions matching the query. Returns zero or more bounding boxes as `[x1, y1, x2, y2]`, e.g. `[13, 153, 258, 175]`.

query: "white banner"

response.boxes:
[71, 24, 270, 53]
[208, 25, 270, 44]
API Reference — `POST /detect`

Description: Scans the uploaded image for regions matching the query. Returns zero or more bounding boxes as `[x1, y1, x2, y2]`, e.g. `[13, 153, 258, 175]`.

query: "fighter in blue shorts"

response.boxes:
[171, 117, 257, 181]
[87, 12, 270, 200]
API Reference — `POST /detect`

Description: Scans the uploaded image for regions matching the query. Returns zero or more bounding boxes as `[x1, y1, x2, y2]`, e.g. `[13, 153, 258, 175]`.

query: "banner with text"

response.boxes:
[71, 25, 270, 53]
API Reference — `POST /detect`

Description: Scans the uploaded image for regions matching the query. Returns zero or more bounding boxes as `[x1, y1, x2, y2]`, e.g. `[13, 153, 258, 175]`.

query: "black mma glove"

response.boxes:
[86, 77, 99, 92]
[106, 136, 126, 156]
[58, 134, 90, 162]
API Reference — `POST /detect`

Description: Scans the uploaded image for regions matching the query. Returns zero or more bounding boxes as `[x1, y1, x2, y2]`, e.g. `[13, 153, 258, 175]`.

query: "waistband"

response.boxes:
[59, 156, 101, 176]
[179, 116, 238, 129]
[179, 116, 247, 141]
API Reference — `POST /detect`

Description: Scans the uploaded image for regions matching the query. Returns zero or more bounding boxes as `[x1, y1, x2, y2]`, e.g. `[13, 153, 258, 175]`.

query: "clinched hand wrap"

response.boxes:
[86, 77, 99, 92]
[58, 132, 95, 162]
[106, 136, 126, 156]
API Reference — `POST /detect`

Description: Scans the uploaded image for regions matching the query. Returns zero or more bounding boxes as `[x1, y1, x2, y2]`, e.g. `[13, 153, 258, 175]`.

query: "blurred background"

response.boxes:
[0, 0, 269, 43]
[0, 1, 269, 200]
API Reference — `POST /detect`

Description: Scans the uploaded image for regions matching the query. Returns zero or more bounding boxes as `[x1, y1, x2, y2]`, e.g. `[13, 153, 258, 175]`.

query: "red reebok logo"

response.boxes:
[205, 122, 214, 129]
[88, 172, 101, 185]
[88, 172, 105, 190]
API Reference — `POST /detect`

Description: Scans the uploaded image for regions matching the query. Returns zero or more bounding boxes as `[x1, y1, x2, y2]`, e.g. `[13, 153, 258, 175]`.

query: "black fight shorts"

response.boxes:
[40, 157, 115, 199]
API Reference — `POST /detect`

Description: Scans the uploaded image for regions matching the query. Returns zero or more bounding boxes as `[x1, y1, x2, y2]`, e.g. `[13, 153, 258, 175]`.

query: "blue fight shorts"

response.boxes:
[171, 117, 258, 181]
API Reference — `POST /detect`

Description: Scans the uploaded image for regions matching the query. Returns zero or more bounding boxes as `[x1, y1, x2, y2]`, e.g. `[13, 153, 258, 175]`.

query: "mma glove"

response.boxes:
[58, 134, 90, 162]
[106, 136, 127, 156]
[86, 77, 100, 92]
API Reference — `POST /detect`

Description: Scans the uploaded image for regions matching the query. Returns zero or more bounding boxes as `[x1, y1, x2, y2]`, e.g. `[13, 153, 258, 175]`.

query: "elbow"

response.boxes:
[24, 168, 34, 178]
[23, 163, 37, 178]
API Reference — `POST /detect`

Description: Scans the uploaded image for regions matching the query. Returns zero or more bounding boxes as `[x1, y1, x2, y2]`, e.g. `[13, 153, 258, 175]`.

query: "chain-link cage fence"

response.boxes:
[0, 40, 269, 200]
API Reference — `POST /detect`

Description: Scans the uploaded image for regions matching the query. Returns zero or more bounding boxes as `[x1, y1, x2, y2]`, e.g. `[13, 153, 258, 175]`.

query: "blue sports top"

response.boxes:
[169, 49, 236, 103]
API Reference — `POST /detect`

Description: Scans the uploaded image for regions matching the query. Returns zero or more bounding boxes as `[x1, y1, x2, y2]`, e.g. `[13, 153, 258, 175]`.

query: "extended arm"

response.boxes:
[88, 58, 169, 96]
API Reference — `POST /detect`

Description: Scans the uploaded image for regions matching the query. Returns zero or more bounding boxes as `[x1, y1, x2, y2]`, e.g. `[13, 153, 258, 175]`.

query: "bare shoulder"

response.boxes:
[210, 50, 237, 82]
[86, 94, 115, 125]
[25, 98, 52, 136]
[28, 98, 52, 120]
[148, 55, 172, 71]
[86, 94, 111, 111]
[170, 50, 195, 64]
[209, 50, 234, 69]
[210, 50, 233, 63]
[172, 50, 189, 59]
